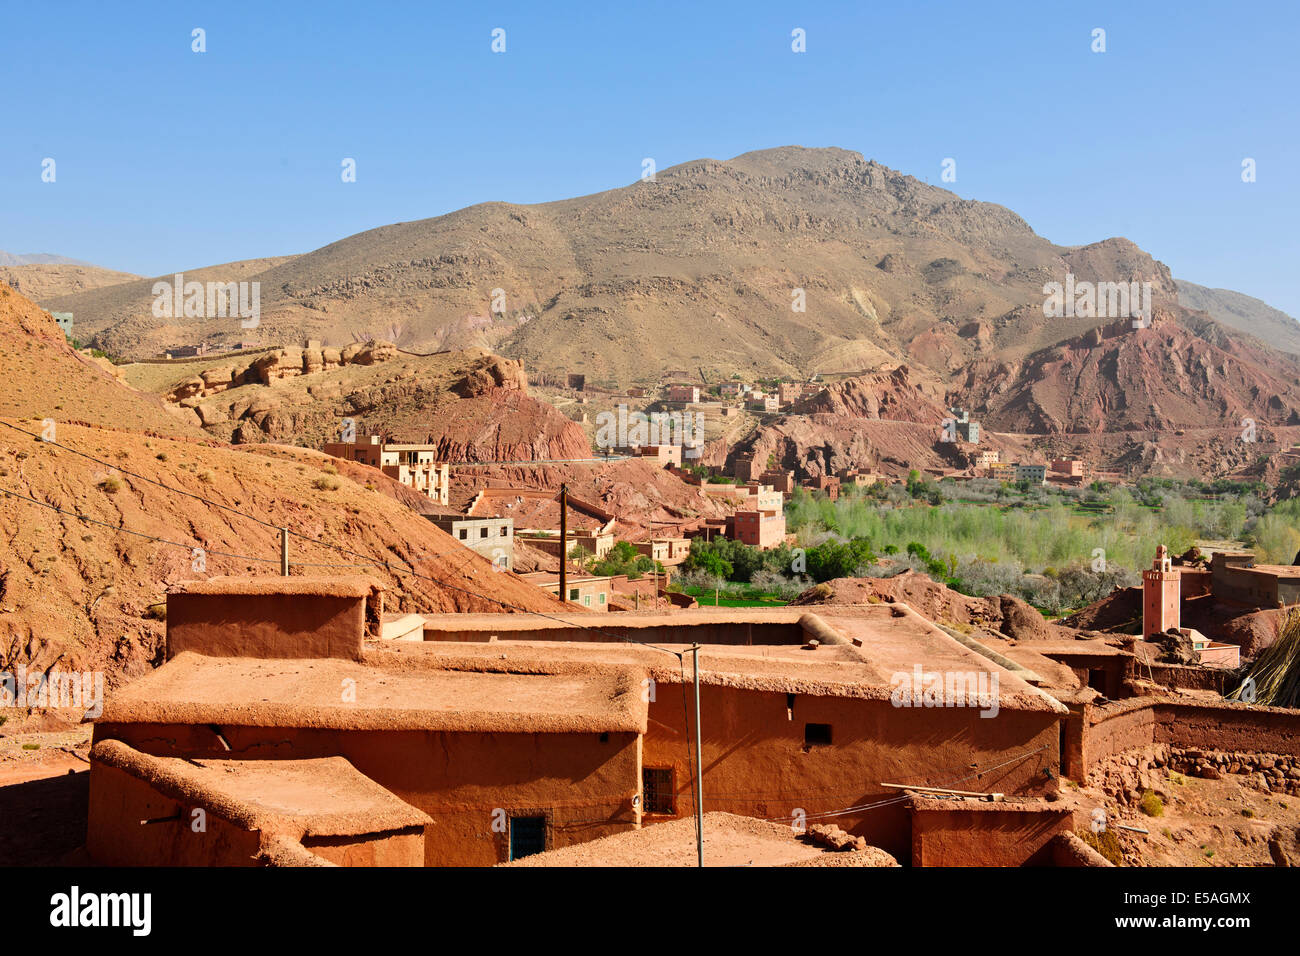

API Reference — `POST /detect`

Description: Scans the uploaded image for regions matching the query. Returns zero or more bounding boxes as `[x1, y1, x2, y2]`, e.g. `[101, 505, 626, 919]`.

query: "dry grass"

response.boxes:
[1228, 608, 1300, 707]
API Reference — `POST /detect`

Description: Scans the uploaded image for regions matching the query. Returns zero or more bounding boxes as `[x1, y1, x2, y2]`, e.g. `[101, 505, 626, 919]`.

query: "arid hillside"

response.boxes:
[0, 423, 570, 732]
[51, 146, 1252, 391]
[1, 263, 139, 301]
[0, 287, 573, 731]
[1176, 279, 1300, 358]
[0, 284, 203, 439]
[700, 365, 1031, 478]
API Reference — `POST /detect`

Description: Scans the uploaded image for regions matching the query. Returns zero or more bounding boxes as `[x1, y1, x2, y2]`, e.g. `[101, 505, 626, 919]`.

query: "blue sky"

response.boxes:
[2, 1, 1297, 315]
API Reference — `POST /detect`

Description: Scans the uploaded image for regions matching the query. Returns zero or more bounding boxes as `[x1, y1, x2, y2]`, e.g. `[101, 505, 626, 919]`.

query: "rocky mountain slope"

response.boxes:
[1, 263, 140, 302]
[0, 288, 571, 731]
[0, 284, 202, 439]
[46, 147, 1219, 387]
[1176, 279, 1300, 358]
[958, 314, 1300, 434]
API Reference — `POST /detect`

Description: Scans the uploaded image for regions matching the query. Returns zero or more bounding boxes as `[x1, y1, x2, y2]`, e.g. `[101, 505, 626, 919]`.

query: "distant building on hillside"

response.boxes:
[1014, 464, 1047, 486]
[948, 408, 980, 444]
[729, 508, 786, 549]
[51, 312, 73, 338]
[323, 434, 450, 504]
[521, 572, 612, 611]
[427, 514, 514, 570]
[802, 475, 841, 500]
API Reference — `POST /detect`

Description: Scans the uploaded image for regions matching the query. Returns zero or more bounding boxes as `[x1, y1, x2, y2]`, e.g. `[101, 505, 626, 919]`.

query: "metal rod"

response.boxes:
[280, 527, 289, 576]
[558, 483, 567, 606]
[692, 643, 704, 867]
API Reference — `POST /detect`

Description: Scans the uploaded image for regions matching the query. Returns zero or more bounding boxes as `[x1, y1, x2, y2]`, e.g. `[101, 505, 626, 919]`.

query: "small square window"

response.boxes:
[458, 529, 468, 540]
[508, 815, 547, 861]
[804, 723, 832, 746]
[642, 768, 675, 815]
[480, 527, 489, 538]
[500, 526, 508, 536]
[568, 588, 579, 601]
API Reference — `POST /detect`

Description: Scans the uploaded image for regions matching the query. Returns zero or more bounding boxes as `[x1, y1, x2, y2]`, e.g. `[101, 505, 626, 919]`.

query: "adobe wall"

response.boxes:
[1070, 700, 1159, 780]
[1145, 663, 1229, 694]
[86, 762, 263, 866]
[302, 828, 425, 867]
[1157, 702, 1300, 755]
[641, 684, 1060, 862]
[1180, 568, 1212, 599]
[167, 592, 366, 660]
[93, 723, 639, 866]
[908, 802, 1076, 867]
[1070, 699, 1300, 779]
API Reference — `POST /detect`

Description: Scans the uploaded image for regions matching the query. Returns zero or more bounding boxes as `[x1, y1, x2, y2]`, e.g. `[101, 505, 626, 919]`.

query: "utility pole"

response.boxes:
[280, 527, 289, 576]
[691, 643, 704, 868]
[558, 483, 567, 607]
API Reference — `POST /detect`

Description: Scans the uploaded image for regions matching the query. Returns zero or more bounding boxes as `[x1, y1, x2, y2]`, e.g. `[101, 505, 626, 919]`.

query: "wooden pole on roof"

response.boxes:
[559, 483, 567, 607]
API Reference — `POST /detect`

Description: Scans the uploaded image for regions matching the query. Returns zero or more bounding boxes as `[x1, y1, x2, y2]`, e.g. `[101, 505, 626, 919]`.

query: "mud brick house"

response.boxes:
[802, 475, 841, 499]
[1211, 551, 1300, 608]
[87, 578, 1070, 866]
[614, 443, 682, 467]
[1049, 458, 1088, 478]
[323, 434, 450, 504]
[760, 468, 797, 493]
[83, 574, 1300, 867]
[468, 487, 617, 559]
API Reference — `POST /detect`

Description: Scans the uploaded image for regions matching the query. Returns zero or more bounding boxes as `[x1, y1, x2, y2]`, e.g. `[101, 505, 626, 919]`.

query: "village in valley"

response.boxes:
[4, 312, 1300, 875]
[3, 3, 1298, 940]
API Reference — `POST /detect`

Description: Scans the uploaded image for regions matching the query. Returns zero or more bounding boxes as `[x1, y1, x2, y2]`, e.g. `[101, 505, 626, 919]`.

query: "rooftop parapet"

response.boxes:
[166, 576, 386, 661]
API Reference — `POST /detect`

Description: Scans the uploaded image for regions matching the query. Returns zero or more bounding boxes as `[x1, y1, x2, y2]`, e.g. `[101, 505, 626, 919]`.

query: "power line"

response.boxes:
[760, 744, 1052, 825]
[0, 487, 281, 564]
[0, 419, 687, 655]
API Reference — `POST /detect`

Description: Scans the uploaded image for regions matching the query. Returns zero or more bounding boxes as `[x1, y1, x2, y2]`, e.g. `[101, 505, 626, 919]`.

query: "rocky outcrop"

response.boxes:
[450, 355, 528, 397]
[165, 340, 400, 401]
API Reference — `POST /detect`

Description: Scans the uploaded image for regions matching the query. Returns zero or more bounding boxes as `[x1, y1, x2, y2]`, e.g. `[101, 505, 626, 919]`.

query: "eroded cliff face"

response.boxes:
[959, 315, 1300, 435]
[161, 348, 592, 463]
[703, 366, 1006, 478]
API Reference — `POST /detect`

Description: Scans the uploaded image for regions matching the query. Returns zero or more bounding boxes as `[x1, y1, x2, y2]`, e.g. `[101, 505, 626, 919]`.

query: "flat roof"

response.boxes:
[409, 604, 1065, 713]
[170, 575, 385, 598]
[1026, 641, 1132, 658]
[502, 812, 898, 867]
[92, 739, 430, 837]
[99, 650, 647, 733]
[1238, 565, 1300, 580]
